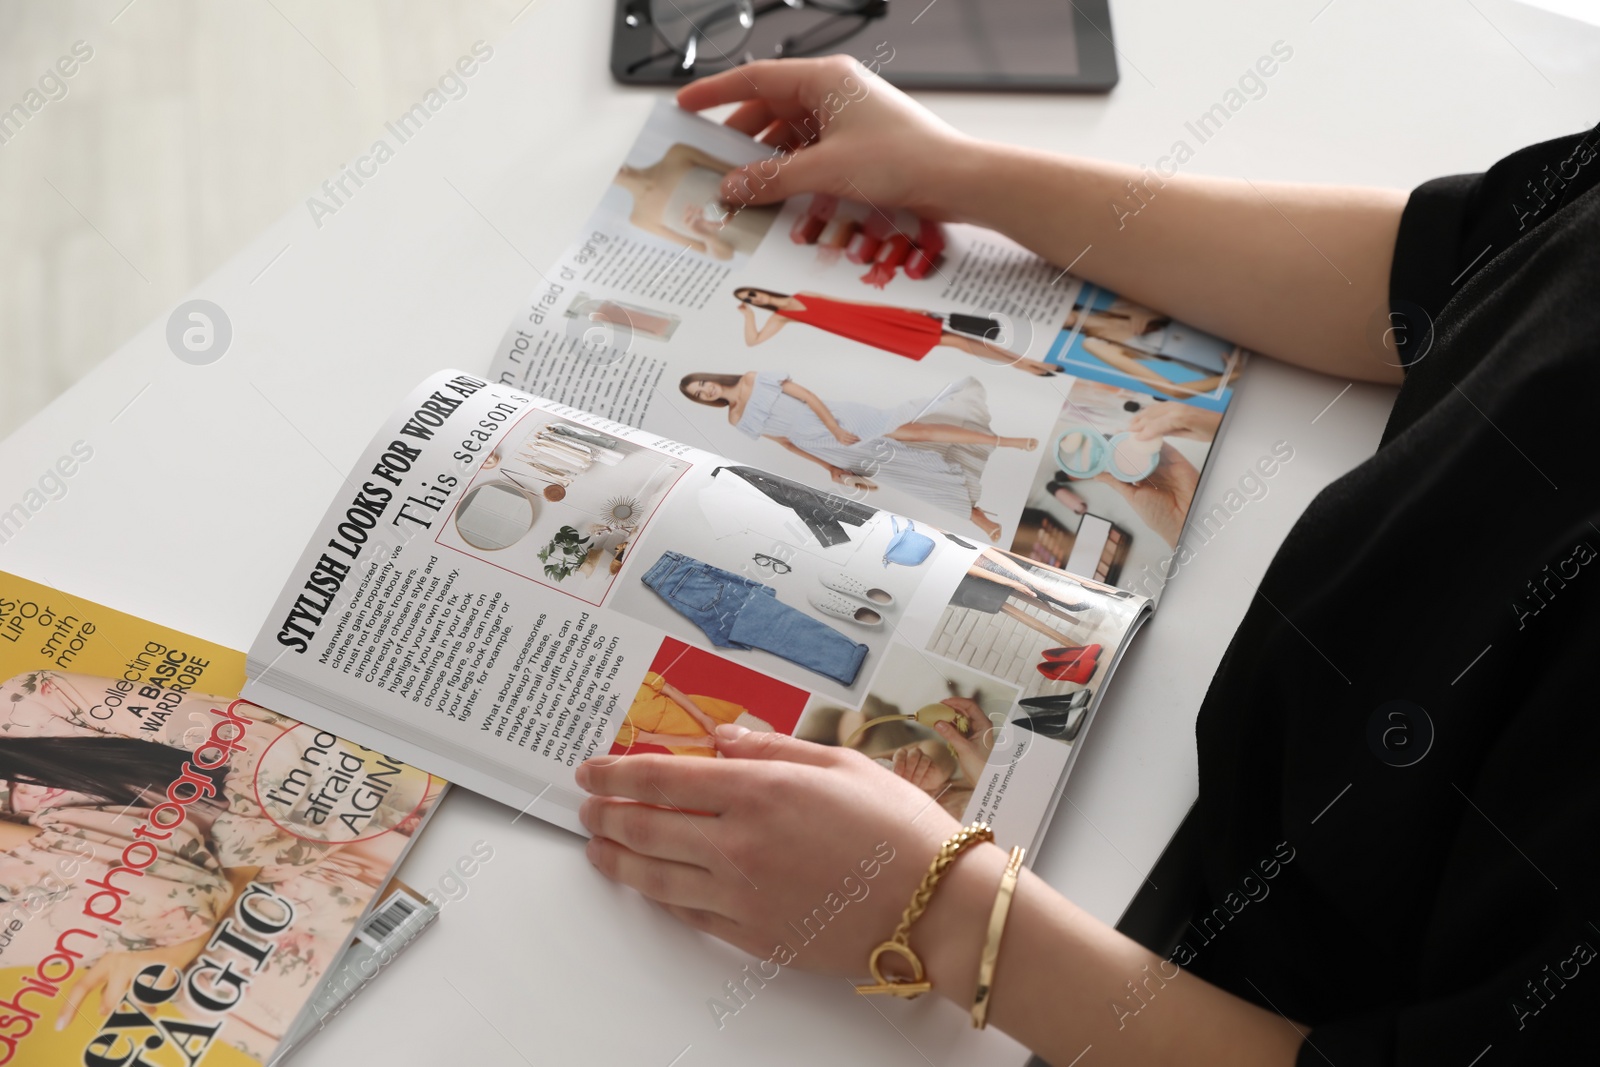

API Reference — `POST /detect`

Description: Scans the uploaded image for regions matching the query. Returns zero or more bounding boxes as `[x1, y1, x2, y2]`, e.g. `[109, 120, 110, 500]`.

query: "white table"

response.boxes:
[3, 1, 1595, 1063]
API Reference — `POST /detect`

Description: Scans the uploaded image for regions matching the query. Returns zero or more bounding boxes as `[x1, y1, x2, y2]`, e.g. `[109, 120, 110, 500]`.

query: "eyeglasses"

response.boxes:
[752, 553, 792, 574]
[626, 0, 889, 77]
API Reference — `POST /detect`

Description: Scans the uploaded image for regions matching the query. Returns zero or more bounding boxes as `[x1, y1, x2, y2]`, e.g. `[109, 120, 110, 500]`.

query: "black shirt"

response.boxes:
[1187, 128, 1600, 1065]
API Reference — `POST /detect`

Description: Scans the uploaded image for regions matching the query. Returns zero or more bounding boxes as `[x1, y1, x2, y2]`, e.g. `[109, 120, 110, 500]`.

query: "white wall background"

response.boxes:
[0, 0, 526, 438]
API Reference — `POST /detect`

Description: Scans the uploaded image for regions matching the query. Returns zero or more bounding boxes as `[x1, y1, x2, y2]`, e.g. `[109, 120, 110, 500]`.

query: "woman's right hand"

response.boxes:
[676, 56, 974, 219]
[1094, 444, 1200, 548]
[828, 423, 862, 445]
[828, 466, 874, 489]
[578, 728, 966, 976]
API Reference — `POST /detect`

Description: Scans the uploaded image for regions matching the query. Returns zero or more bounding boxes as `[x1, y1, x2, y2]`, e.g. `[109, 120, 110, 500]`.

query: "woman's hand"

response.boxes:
[828, 422, 862, 445]
[676, 56, 973, 218]
[831, 469, 877, 490]
[1094, 444, 1201, 548]
[59, 933, 210, 1025]
[1128, 401, 1222, 442]
[891, 744, 952, 792]
[577, 726, 960, 975]
[933, 697, 997, 784]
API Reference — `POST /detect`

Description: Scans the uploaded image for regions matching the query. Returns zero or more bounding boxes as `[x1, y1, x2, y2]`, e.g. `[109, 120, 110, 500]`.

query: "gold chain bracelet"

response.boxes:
[855, 822, 994, 998]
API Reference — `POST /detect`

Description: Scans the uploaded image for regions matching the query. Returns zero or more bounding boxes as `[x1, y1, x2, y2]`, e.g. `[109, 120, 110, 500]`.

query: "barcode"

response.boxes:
[359, 892, 419, 947]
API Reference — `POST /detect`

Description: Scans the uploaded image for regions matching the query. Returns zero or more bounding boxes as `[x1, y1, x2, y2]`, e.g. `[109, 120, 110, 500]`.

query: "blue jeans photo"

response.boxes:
[640, 551, 869, 686]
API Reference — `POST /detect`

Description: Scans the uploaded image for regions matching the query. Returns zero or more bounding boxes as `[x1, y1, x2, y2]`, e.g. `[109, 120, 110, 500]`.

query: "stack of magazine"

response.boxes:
[1, 99, 1251, 1062]
[0, 572, 443, 1066]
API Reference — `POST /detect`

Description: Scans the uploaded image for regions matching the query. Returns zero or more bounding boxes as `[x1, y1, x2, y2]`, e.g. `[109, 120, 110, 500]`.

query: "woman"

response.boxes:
[735, 286, 1060, 377]
[613, 670, 774, 756]
[799, 696, 996, 821]
[947, 542, 1097, 651]
[1063, 298, 1238, 399]
[679, 369, 1036, 539]
[579, 56, 1597, 1066]
[613, 142, 775, 259]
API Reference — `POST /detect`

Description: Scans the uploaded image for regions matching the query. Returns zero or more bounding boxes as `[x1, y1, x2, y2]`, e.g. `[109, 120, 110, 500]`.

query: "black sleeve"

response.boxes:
[1389, 123, 1600, 368]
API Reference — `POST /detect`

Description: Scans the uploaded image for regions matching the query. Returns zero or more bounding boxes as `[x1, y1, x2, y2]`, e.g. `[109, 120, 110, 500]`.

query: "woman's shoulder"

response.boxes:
[733, 373, 789, 436]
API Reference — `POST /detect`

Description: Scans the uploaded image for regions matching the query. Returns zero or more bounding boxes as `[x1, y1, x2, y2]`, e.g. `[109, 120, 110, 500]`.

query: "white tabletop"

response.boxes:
[2, 1, 1595, 1063]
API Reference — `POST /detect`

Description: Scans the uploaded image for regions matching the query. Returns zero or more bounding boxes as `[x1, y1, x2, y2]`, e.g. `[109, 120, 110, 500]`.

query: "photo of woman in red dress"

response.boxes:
[734, 287, 1058, 377]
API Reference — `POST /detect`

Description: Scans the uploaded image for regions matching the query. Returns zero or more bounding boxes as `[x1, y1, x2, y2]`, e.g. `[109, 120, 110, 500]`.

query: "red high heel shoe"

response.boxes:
[1036, 655, 1100, 687]
[1041, 644, 1101, 663]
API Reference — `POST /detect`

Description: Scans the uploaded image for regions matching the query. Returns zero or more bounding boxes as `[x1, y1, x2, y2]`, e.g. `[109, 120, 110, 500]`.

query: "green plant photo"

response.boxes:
[537, 524, 592, 581]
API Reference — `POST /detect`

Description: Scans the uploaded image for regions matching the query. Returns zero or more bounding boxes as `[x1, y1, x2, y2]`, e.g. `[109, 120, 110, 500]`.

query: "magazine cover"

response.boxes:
[488, 99, 1249, 601]
[0, 572, 445, 1065]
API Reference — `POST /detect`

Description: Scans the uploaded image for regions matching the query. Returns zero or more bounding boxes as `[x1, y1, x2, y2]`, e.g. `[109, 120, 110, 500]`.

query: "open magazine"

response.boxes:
[0, 572, 445, 1066]
[244, 103, 1250, 852]
[245, 370, 1146, 849]
[486, 99, 1248, 601]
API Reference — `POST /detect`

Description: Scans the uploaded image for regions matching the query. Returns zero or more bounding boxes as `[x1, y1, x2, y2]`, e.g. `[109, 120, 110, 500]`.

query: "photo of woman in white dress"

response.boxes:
[678, 370, 1037, 540]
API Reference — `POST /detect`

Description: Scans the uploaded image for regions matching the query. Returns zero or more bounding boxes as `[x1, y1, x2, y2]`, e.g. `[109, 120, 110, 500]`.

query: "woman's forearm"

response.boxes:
[915, 845, 1303, 1067]
[662, 680, 720, 735]
[785, 381, 840, 428]
[938, 141, 1406, 384]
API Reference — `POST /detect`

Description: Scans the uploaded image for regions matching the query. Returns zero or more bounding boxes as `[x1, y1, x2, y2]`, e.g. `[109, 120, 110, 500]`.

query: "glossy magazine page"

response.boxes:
[486, 97, 1251, 603]
[244, 371, 1148, 851]
[0, 572, 445, 1066]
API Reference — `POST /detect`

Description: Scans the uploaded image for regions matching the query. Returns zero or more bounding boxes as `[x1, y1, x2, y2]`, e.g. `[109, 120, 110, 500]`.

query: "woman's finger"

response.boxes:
[659, 901, 745, 943]
[713, 723, 841, 767]
[586, 836, 723, 911]
[578, 752, 737, 812]
[59, 965, 105, 1028]
[758, 117, 824, 152]
[580, 795, 717, 864]
[675, 56, 846, 113]
[723, 99, 776, 137]
[102, 965, 133, 1017]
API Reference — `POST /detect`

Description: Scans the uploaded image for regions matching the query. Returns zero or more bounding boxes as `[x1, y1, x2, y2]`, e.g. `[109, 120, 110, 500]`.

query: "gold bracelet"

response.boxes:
[971, 844, 1026, 1028]
[855, 822, 994, 998]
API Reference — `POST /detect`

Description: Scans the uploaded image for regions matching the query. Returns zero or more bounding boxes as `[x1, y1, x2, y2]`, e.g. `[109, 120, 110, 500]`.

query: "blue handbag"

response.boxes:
[882, 515, 935, 567]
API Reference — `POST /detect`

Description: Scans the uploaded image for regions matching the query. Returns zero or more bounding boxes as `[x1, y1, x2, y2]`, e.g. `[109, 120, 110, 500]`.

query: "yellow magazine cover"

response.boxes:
[0, 572, 445, 1065]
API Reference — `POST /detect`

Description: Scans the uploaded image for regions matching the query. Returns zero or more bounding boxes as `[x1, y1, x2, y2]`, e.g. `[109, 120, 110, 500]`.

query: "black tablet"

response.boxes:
[611, 0, 1119, 93]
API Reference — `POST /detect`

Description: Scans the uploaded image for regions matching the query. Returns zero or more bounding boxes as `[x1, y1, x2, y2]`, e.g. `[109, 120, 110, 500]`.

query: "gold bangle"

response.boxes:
[855, 822, 994, 998]
[971, 844, 1026, 1028]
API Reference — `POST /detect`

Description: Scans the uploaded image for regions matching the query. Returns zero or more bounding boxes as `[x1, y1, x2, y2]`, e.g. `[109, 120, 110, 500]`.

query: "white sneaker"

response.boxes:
[818, 572, 895, 608]
[808, 590, 884, 627]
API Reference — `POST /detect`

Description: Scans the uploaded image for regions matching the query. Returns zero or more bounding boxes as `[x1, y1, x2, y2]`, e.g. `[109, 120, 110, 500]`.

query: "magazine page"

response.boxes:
[0, 571, 445, 1067]
[243, 371, 1148, 851]
[486, 98, 1247, 602]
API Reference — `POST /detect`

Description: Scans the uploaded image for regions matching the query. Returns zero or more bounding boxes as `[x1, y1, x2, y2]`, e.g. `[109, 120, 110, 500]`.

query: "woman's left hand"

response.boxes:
[58, 934, 210, 1025]
[577, 726, 960, 974]
[829, 424, 861, 445]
